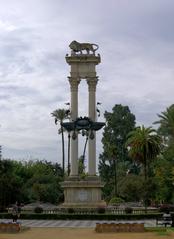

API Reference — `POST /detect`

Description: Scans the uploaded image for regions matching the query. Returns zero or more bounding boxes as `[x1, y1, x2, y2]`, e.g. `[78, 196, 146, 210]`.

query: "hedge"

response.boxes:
[0, 213, 166, 220]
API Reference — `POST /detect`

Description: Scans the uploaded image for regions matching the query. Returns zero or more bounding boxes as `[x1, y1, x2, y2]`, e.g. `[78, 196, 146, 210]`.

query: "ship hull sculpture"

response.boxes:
[61, 41, 106, 208]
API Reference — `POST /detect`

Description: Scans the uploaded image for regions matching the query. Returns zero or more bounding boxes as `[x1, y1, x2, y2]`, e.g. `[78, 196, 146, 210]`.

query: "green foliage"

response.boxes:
[153, 156, 174, 203]
[118, 175, 144, 202]
[102, 104, 136, 163]
[67, 208, 75, 213]
[97, 207, 106, 214]
[34, 206, 43, 213]
[0, 159, 25, 211]
[125, 126, 162, 209]
[153, 104, 174, 204]
[109, 197, 124, 205]
[155, 104, 174, 144]
[98, 104, 136, 201]
[126, 126, 162, 179]
[0, 159, 64, 210]
[159, 204, 174, 213]
[125, 207, 133, 214]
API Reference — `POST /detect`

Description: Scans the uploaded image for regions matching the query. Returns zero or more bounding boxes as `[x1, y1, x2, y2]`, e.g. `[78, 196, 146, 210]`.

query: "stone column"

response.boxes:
[69, 77, 80, 176]
[87, 77, 98, 176]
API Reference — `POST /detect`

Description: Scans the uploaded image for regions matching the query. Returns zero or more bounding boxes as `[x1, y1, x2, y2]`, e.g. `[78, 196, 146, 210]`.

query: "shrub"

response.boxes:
[159, 204, 174, 213]
[34, 206, 43, 214]
[97, 207, 106, 214]
[67, 208, 75, 214]
[109, 197, 124, 205]
[125, 207, 133, 214]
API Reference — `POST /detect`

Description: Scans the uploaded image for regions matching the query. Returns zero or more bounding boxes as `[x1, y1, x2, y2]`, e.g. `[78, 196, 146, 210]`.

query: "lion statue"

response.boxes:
[69, 40, 99, 55]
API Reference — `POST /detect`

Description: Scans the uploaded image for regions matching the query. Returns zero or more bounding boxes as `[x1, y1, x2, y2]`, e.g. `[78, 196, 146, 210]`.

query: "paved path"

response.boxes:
[0, 219, 156, 228]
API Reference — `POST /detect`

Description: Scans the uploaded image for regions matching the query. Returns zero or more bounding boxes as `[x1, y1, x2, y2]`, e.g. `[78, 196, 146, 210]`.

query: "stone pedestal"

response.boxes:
[61, 177, 106, 208]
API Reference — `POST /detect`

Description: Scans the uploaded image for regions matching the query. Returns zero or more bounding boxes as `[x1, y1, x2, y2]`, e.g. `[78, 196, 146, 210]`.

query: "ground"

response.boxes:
[0, 228, 174, 239]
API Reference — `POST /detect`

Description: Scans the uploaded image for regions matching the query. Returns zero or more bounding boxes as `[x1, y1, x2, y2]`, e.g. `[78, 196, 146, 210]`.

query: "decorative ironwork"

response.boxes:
[61, 116, 105, 140]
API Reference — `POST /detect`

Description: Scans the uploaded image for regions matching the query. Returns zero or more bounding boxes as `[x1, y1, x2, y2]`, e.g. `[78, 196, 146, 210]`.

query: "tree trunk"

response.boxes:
[83, 135, 88, 162]
[61, 125, 65, 176]
[114, 159, 118, 197]
[144, 154, 147, 213]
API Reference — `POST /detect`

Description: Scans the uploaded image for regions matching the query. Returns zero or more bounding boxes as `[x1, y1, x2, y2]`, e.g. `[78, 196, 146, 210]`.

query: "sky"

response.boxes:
[0, 0, 174, 166]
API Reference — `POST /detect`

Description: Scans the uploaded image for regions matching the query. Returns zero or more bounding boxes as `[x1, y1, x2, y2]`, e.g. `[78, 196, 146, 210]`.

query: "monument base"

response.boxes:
[60, 176, 106, 208]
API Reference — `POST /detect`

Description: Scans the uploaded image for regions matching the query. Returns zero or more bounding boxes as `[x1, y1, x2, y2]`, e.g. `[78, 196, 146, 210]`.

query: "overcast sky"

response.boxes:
[0, 0, 174, 166]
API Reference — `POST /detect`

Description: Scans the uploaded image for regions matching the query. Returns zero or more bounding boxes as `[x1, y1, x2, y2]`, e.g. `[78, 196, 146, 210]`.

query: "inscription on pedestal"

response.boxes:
[78, 190, 88, 202]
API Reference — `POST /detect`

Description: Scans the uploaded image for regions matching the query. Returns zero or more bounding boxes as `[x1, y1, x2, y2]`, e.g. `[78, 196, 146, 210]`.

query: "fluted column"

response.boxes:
[87, 77, 98, 176]
[69, 77, 80, 176]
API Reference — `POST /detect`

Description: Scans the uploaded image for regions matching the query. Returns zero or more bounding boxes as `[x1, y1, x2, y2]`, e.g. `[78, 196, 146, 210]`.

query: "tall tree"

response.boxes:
[98, 104, 136, 200]
[154, 104, 174, 144]
[154, 105, 174, 203]
[126, 126, 161, 180]
[125, 126, 162, 209]
[153, 156, 174, 204]
[51, 109, 69, 175]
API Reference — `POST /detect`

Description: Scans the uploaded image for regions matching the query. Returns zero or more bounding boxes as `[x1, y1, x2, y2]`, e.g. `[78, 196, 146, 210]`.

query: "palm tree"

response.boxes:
[125, 126, 162, 210]
[154, 104, 174, 144]
[51, 109, 69, 175]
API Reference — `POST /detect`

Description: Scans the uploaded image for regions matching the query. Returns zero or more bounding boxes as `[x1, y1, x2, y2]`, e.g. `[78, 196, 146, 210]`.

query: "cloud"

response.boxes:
[0, 0, 174, 164]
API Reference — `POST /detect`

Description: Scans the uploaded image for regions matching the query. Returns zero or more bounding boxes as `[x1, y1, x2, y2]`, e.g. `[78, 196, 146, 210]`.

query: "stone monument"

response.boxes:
[61, 41, 106, 208]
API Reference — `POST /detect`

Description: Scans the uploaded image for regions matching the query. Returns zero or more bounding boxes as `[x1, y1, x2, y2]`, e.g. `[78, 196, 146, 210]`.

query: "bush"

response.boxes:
[125, 207, 133, 214]
[97, 207, 106, 214]
[67, 208, 75, 214]
[159, 204, 174, 213]
[34, 206, 43, 214]
[109, 197, 124, 205]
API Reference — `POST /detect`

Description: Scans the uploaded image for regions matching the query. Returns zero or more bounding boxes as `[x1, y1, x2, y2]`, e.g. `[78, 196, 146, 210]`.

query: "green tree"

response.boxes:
[153, 156, 174, 204]
[98, 104, 136, 201]
[51, 109, 69, 175]
[152, 104, 174, 204]
[154, 104, 174, 144]
[0, 159, 25, 210]
[118, 175, 144, 202]
[125, 126, 162, 209]
[126, 126, 161, 180]
[24, 160, 63, 204]
[0, 159, 64, 209]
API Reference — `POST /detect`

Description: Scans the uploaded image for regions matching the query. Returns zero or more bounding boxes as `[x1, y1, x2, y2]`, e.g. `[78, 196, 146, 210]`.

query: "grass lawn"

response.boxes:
[0, 227, 174, 239]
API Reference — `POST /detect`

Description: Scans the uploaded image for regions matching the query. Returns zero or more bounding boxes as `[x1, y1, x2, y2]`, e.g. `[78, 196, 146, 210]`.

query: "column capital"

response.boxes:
[87, 77, 98, 91]
[68, 77, 80, 91]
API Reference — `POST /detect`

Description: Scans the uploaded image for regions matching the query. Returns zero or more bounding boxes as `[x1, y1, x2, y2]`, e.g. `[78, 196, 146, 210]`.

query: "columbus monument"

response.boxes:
[61, 41, 106, 208]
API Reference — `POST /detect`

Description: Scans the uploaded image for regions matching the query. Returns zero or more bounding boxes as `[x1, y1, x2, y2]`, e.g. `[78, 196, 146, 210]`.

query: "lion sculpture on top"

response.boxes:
[69, 40, 99, 55]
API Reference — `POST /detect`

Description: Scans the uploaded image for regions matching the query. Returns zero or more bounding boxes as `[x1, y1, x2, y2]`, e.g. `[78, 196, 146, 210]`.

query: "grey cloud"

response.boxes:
[1, 0, 174, 162]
